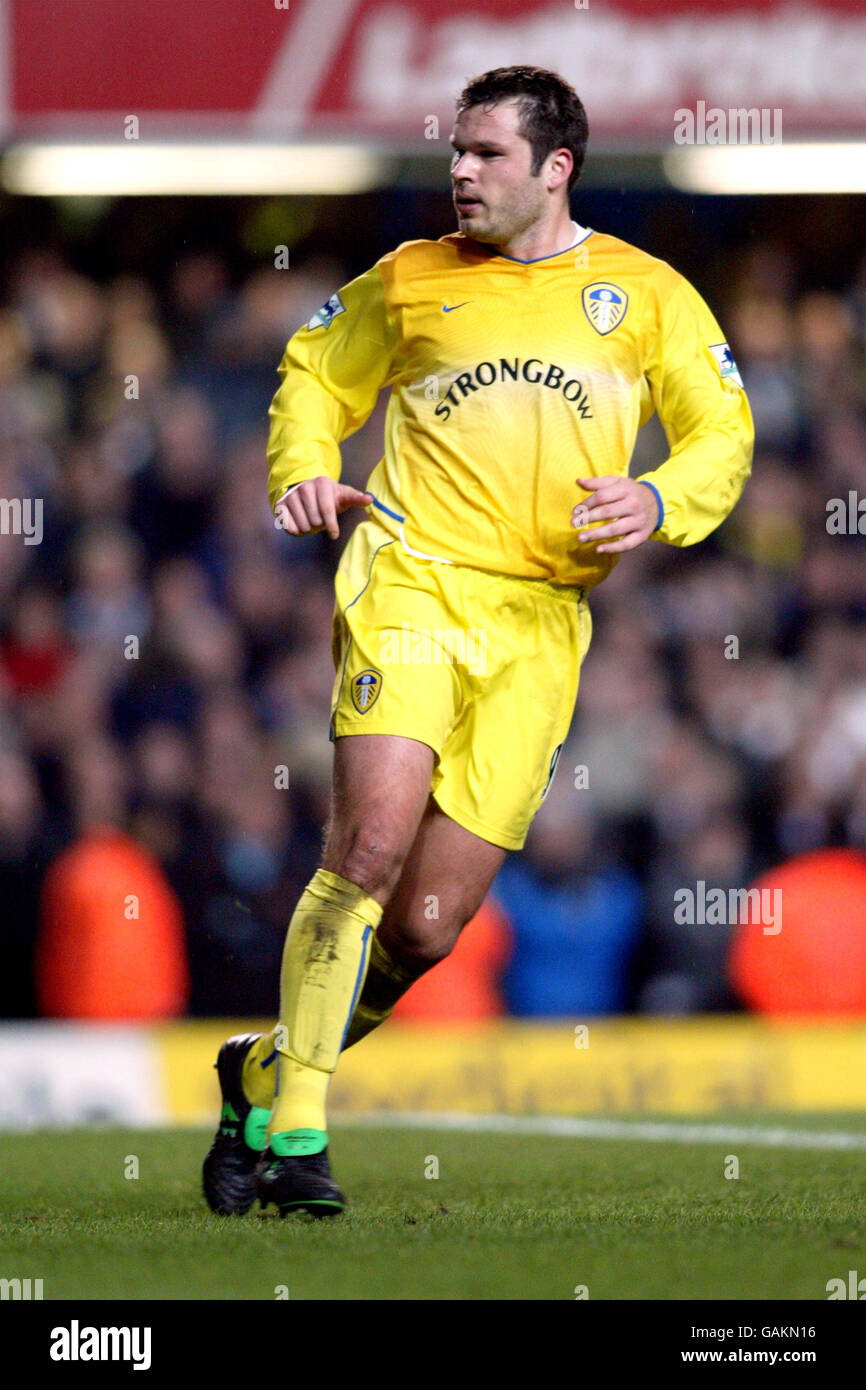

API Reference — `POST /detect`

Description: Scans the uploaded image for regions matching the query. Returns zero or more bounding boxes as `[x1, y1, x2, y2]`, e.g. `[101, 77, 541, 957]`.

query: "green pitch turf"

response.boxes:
[1, 1116, 865, 1300]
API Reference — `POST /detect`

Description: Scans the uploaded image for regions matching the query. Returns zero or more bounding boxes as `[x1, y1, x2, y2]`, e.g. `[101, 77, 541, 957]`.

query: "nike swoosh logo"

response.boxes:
[443, 302, 470, 312]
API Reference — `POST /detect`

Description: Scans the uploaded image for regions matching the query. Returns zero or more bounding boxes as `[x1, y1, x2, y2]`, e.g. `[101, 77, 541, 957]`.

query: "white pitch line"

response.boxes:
[338, 1111, 866, 1152]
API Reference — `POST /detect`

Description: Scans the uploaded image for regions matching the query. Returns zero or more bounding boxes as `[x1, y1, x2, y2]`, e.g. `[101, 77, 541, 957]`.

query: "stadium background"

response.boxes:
[1, 0, 866, 1129]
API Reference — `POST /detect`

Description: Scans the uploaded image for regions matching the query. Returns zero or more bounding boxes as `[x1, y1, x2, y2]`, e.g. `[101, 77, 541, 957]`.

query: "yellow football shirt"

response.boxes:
[268, 229, 754, 590]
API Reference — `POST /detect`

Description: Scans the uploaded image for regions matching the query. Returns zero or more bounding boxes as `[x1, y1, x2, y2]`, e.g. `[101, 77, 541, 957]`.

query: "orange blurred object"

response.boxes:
[729, 848, 866, 1015]
[37, 829, 189, 1019]
[391, 896, 511, 1021]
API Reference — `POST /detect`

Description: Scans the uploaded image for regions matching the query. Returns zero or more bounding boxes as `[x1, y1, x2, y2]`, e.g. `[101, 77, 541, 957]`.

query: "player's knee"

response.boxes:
[385, 915, 463, 975]
[327, 831, 407, 901]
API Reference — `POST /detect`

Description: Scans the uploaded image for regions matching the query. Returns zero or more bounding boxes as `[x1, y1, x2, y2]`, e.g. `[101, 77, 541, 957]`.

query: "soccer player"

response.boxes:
[202, 65, 753, 1217]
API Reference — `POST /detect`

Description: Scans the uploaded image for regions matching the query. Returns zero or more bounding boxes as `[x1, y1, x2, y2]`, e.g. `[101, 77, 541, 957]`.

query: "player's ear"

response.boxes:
[546, 148, 572, 193]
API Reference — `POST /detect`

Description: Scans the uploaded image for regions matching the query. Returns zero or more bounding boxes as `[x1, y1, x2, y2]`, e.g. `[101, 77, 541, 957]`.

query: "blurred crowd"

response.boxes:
[1, 218, 865, 1020]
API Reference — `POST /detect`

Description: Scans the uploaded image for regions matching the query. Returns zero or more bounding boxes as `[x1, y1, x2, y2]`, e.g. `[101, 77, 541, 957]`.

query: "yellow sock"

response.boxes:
[242, 931, 417, 1111]
[268, 869, 381, 1150]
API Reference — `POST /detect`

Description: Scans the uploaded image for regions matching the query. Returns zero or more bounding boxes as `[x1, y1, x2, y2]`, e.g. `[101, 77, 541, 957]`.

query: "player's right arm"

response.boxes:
[267, 262, 402, 535]
[275, 477, 373, 540]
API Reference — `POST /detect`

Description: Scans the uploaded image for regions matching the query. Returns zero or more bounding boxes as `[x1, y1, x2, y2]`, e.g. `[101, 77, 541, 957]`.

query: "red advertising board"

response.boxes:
[3, 0, 866, 141]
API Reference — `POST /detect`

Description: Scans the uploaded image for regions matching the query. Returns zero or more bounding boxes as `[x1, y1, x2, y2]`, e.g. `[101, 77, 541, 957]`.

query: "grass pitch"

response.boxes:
[2, 1116, 865, 1300]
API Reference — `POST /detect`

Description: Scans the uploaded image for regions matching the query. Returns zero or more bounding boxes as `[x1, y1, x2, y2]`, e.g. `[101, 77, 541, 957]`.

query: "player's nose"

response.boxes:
[452, 171, 479, 194]
[451, 151, 476, 180]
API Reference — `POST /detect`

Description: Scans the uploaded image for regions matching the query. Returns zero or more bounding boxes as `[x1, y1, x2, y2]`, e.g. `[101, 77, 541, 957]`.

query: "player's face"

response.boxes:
[449, 101, 548, 246]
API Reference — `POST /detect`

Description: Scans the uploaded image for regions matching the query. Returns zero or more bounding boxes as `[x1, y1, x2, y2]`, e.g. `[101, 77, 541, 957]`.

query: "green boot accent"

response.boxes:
[218, 1102, 239, 1135]
[270, 1128, 328, 1157]
[243, 1106, 271, 1153]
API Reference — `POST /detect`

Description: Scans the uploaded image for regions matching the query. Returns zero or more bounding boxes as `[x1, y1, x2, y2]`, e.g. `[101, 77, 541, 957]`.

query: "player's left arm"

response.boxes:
[571, 473, 661, 555]
[573, 267, 754, 555]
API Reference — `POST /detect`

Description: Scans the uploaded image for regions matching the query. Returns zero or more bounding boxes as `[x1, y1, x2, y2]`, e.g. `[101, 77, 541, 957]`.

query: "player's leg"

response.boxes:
[254, 731, 436, 1215]
[247, 801, 503, 1212]
[213, 797, 504, 1176]
[215, 796, 503, 1172]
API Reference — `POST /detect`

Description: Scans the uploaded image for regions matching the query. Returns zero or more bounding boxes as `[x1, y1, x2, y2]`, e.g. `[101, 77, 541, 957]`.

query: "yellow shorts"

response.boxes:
[329, 518, 592, 850]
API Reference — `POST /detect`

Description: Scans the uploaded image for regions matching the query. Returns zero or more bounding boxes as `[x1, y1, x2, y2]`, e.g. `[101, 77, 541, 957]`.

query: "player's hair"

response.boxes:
[456, 66, 589, 193]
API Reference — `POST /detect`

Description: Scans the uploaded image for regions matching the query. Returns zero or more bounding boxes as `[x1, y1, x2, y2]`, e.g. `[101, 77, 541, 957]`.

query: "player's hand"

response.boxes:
[571, 476, 660, 554]
[275, 477, 373, 540]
